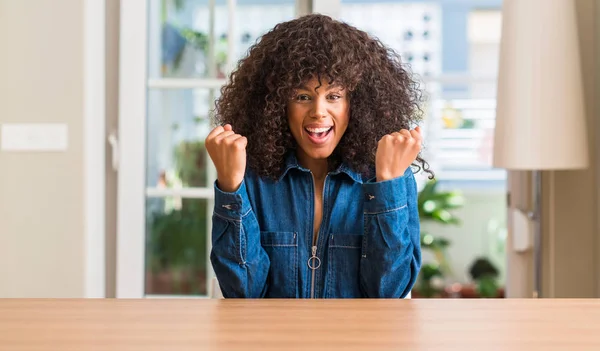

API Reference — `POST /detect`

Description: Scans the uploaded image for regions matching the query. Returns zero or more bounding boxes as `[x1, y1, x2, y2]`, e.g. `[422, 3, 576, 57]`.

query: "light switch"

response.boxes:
[0, 123, 68, 152]
[511, 208, 532, 252]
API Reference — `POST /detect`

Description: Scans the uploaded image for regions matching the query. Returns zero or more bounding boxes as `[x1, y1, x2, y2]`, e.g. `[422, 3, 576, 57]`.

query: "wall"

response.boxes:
[0, 0, 85, 297]
[505, 172, 534, 297]
[105, 0, 120, 298]
[504, 0, 599, 299]
[596, 0, 600, 299]
[541, 0, 598, 298]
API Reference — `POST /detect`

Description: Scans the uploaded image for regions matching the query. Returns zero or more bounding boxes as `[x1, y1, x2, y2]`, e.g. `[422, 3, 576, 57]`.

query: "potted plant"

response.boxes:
[161, 0, 211, 76]
[146, 200, 208, 295]
[412, 179, 464, 297]
[145, 140, 209, 295]
[467, 257, 503, 298]
[174, 140, 208, 187]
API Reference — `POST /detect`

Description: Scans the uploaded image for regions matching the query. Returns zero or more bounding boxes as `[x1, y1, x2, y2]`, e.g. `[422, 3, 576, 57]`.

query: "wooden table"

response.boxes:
[1, 299, 599, 350]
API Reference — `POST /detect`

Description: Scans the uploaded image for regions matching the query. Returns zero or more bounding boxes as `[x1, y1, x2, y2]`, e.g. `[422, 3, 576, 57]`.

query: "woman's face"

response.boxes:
[287, 77, 350, 163]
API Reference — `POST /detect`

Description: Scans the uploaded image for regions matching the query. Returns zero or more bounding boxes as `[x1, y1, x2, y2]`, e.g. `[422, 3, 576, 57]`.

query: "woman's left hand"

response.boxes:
[375, 126, 422, 182]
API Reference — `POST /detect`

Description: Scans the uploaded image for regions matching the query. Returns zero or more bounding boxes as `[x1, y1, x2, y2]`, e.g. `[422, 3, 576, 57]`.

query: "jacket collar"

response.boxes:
[278, 152, 364, 184]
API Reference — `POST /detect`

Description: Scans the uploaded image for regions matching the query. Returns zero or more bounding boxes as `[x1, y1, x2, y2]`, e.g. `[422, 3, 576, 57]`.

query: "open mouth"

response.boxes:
[305, 126, 333, 144]
[305, 126, 332, 138]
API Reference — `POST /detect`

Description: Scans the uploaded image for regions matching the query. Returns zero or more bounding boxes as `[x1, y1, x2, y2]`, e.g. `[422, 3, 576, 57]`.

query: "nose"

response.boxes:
[310, 99, 327, 119]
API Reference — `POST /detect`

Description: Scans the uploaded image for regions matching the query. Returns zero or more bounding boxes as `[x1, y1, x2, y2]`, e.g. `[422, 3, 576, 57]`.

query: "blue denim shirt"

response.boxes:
[210, 154, 421, 298]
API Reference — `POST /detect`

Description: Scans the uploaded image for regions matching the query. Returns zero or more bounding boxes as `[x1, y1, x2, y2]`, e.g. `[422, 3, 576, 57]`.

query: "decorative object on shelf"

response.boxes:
[493, 0, 589, 298]
[444, 282, 505, 298]
[440, 102, 463, 129]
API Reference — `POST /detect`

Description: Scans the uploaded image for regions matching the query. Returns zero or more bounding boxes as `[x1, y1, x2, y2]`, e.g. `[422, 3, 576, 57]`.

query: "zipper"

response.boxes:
[309, 245, 320, 298]
[308, 174, 327, 299]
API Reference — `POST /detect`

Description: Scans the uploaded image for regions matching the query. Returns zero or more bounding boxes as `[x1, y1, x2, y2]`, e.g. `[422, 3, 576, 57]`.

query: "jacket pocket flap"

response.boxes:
[260, 231, 297, 247]
[329, 234, 363, 249]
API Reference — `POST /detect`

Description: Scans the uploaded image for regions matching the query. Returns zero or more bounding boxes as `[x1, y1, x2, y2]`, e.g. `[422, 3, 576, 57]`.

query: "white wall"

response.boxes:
[0, 0, 86, 297]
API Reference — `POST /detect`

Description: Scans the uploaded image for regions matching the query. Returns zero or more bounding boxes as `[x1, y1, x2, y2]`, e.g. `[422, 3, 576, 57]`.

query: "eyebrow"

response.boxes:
[297, 83, 344, 92]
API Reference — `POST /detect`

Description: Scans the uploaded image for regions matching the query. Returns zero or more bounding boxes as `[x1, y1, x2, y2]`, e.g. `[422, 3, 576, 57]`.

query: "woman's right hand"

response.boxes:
[205, 124, 247, 193]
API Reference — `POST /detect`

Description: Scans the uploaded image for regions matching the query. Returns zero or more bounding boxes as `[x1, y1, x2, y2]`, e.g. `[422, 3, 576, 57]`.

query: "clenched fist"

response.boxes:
[376, 126, 422, 182]
[205, 124, 247, 193]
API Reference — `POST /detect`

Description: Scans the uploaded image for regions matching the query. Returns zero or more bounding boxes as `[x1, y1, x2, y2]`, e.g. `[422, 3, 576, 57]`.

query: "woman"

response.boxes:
[206, 14, 432, 298]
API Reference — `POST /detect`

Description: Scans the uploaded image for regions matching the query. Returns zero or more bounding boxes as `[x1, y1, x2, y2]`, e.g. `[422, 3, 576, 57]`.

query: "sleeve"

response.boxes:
[359, 168, 422, 298]
[209, 179, 270, 298]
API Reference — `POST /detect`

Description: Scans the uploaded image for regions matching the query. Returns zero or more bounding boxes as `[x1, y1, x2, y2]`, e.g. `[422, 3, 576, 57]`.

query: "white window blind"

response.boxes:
[422, 76, 504, 182]
[340, 3, 505, 184]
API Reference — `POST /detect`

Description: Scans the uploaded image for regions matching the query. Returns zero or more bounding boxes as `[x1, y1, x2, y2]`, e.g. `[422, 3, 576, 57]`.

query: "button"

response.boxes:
[365, 194, 375, 201]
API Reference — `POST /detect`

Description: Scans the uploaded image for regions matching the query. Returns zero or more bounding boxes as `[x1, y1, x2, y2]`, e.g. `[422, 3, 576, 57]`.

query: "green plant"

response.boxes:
[180, 28, 209, 52]
[414, 179, 464, 297]
[161, 0, 186, 23]
[146, 140, 209, 295]
[148, 199, 207, 271]
[160, 0, 211, 74]
[147, 199, 208, 294]
[167, 26, 210, 73]
[417, 263, 444, 298]
[469, 257, 500, 298]
[174, 141, 207, 187]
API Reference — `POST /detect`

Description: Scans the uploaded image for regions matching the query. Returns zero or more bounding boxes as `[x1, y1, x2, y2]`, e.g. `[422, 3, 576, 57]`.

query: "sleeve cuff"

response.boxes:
[214, 180, 253, 219]
[362, 168, 411, 214]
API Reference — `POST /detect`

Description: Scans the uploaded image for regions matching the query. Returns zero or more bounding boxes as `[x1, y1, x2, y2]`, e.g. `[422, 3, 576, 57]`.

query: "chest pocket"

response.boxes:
[326, 234, 363, 298]
[260, 231, 298, 298]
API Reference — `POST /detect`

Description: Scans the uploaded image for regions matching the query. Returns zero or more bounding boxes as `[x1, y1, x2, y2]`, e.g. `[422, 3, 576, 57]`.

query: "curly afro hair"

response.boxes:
[214, 13, 432, 180]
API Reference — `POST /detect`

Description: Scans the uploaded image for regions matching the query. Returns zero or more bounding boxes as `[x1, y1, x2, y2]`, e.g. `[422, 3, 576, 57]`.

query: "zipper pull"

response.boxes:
[308, 245, 321, 270]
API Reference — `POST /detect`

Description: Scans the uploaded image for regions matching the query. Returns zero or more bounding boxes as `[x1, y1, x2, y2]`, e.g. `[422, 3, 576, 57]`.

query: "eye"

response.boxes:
[328, 93, 343, 100]
[295, 94, 311, 101]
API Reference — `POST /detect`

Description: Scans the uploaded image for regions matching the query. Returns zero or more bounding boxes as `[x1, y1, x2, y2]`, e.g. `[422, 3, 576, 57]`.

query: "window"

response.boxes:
[340, 1, 505, 189]
[339, 1, 508, 298]
[140, 0, 298, 297]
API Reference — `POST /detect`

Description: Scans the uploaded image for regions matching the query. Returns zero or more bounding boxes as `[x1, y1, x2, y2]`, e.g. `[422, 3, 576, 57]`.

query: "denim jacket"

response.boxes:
[210, 154, 421, 298]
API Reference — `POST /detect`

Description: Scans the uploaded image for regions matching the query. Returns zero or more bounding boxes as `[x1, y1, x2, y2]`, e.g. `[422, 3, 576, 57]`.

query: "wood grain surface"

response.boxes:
[1, 299, 599, 350]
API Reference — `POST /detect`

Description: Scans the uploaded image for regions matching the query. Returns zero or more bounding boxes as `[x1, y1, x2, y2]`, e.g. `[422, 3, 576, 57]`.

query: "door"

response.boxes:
[117, 0, 306, 298]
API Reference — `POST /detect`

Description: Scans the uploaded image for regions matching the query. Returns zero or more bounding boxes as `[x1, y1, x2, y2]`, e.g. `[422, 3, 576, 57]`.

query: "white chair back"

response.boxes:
[210, 277, 224, 299]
